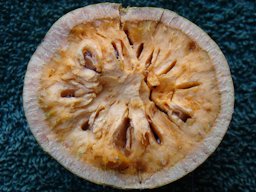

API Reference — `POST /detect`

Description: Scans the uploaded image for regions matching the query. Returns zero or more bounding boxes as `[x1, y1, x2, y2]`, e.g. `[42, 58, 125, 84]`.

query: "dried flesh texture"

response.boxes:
[38, 18, 220, 176]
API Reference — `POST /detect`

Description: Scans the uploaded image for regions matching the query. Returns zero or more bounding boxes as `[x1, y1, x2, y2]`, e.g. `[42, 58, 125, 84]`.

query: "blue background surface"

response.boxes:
[0, 0, 255, 191]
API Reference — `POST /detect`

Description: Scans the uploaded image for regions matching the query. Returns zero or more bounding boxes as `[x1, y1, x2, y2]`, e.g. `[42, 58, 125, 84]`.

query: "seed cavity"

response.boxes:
[124, 29, 133, 45]
[96, 32, 107, 39]
[81, 120, 90, 131]
[176, 82, 201, 89]
[89, 106, 105, 127]
[114, 117, 133, 150]
[83, 50, 96, 71]
[111, 42, 119, 59]
[125, 126, 133, 150]
[159, 60, 177, 75]
[147, 117, 162, 144]
[136, 43, 144, 59]
[172, 108, 191, 122]
[145, 49, 154, 68]
[60, 89, 76, 98]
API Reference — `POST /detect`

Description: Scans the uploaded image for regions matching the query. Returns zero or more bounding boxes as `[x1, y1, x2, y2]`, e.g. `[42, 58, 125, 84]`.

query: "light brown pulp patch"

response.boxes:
[38, 17, 220, 176]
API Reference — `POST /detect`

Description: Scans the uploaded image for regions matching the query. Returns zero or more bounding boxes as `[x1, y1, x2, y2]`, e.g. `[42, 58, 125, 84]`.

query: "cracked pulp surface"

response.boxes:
[38, 18, 220, 176]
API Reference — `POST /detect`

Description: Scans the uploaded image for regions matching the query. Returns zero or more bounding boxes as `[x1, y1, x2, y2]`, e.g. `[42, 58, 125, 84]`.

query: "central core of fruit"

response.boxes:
[38, 18, 220, 176]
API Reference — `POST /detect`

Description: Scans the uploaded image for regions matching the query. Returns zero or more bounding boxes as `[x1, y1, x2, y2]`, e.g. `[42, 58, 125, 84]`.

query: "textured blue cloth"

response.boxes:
[0, 0, 255, 191]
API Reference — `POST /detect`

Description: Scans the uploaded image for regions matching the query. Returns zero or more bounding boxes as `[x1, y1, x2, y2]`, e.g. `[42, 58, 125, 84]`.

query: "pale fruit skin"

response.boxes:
[23, 3, 234, 189]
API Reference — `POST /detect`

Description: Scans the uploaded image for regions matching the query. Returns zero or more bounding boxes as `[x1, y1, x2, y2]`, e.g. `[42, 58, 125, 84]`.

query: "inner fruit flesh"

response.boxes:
[38, 18, 220, 176]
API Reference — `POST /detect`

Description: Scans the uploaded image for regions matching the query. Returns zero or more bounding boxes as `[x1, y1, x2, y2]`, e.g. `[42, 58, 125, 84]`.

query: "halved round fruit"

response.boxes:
[23, 3, 234, 189]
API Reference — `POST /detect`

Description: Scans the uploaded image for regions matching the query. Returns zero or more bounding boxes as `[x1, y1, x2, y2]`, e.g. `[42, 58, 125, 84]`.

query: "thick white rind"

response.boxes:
[121, 7, 164, 22]
[23, 3, 234, 189]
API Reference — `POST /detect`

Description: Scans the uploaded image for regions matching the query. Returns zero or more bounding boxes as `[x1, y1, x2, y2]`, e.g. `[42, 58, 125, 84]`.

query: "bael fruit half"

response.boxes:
[23, 3, 234, 189]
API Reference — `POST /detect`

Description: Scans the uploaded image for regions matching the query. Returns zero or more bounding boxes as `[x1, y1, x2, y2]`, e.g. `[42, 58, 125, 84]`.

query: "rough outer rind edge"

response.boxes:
[23, 3, 234, 189]
[121, 7, 164, 22]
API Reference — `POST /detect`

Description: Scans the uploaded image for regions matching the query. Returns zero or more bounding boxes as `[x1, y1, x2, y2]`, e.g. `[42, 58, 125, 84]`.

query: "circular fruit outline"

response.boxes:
[23, 3, 234, 189]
